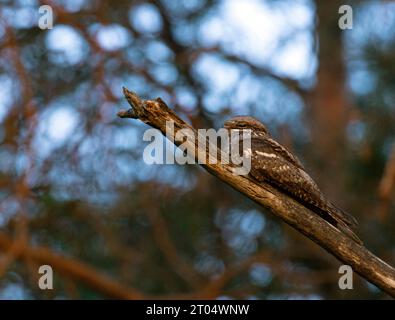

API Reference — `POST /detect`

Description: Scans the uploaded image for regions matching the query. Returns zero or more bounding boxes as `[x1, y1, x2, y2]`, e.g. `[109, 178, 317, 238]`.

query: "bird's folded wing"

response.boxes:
[248, 141, 358, 231]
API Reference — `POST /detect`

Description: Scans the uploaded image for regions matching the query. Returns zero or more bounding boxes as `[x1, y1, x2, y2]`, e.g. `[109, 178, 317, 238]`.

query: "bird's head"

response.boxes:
[224, 116, 269, 135]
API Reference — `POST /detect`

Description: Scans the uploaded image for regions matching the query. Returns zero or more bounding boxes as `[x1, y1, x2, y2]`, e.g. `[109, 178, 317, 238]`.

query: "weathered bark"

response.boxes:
[118, 88, 395, 298]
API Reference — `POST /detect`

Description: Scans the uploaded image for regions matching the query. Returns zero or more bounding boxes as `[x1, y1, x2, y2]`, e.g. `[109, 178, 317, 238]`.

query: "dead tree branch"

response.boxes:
[118, 88, 395, 298]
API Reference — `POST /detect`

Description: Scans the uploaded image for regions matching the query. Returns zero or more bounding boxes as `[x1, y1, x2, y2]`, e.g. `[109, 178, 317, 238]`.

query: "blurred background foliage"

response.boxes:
[0, 0, 394, 299]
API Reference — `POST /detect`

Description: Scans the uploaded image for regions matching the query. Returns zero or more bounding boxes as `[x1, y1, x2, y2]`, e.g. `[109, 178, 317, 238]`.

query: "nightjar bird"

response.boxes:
[224, 116, 361, 244]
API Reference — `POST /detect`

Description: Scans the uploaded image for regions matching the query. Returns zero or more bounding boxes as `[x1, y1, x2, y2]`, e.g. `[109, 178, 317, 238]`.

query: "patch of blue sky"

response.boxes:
[75, 132, 135, 193]
[345, 1, 395, 51]
[146, 88, 173, 107]
[112, 126, 141, 151]
[92, 23, 132, 51]
[102, 76, 127, 99]
[194, 252, 225, 276]
[216, 208, 266, 237]
[190, 0, 315, 127]
[99, 102, 122, 124]
[124, 74, 151, 96]
[14, 151, 29, 177]
[0, 74, 13, 123]
[259, 220, 285, 249]
[246, 78, 304, 129]
[34, 103, 80, 157]
[175, 86, 198, 110]
[45, 25, 88, 65]
[226, 232, 259, 256]
[0, 196, 20, 227]
[0, 146, 14, 174]
[113, 132, 198, 190]
[0, 283, 31, 300]
[2, 4, 37, 29]
[202, 93, 228, 113]
[145, 41, 174, 63]
[149, 63, 179, 86]
[15, 0, 38, 5]
[215, 208, 266, 256]
[72, 81, 91, 101]
[79, 125, 194, 191]
[125, 46, 145, 65]
[172, 21, 197, 46]
[249, 263, 272, 287]
[198, 0, 315, 80]
[239, 210, 266, 237]
[129, 3, 163, 34]
[0, 22, 5, 42]
[232, 75, 263, 112]
[194, 53, 240, 95]
[133, 158, 197, 192]
[347, 68, 378, 96]
[49, 171, 92, 202]
[199, 0, 284, 55]
[55, 0, 88, 12]
[113, 153, 138, 181]
[104, 57, 122, 74]
[345, 1, 395, 98]
[271, 32, 317, 81]
[161, 0, 206, 14]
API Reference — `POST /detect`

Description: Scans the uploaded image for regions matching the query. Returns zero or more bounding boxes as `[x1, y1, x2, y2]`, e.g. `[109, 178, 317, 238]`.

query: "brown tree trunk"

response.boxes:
[308, 0, 349, 197]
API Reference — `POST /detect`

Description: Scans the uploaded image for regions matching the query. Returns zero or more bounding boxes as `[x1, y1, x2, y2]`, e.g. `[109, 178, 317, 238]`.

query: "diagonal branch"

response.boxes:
[0, 232, 144, 300]
[118, 88, 395, 298]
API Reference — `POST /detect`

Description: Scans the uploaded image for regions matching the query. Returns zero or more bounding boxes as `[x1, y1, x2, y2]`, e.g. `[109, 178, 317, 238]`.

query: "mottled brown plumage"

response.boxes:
[224, 116, 361, 244]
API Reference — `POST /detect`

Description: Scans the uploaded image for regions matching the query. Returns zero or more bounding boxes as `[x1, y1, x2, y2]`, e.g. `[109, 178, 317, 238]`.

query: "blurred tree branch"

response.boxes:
[0, 232, 144, 299]
[140, 186, 203, 288]
[219, 51, 308, 97]
[118, 88, 395, 298]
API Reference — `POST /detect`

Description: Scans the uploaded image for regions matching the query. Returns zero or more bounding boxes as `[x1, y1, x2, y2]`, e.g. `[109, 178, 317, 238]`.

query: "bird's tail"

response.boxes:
[336, 222, 363, 245]
[327, 203, 363, 245]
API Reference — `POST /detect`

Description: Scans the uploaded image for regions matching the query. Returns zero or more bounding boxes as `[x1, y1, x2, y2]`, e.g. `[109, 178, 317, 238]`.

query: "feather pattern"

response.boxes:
[224, 116, 361, 244]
